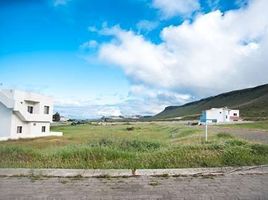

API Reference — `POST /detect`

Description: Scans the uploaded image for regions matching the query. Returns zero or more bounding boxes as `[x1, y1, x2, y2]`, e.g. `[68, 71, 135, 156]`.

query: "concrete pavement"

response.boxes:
[0, 166, 267, 200]
[0, 165, 267, 178]
[0, 173, 267, 200]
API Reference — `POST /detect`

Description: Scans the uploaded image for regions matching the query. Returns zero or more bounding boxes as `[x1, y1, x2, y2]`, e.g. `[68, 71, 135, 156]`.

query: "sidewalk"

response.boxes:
[0, 170, 267, 200]
[0, 165, 267, 178]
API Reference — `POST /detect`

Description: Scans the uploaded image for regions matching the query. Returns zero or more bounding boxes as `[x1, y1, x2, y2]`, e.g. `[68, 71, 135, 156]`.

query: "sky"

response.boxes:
[0, 0, 268, 119]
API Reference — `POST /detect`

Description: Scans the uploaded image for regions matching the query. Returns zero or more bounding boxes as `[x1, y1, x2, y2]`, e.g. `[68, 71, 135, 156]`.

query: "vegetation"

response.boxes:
[153, 84, 268, 120]
[53, 112, 61, 122]
[0, 122, 267, 169]
[222, 121, 268, 131]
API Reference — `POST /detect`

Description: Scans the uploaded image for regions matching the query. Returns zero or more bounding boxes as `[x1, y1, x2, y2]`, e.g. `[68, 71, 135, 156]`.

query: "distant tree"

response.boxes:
[53, 112, 61, 122]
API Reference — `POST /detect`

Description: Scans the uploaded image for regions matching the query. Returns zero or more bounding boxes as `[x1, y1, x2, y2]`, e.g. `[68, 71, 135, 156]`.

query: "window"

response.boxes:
[44, 106, 50, 114]
[233, 113, 237, 116]
[17, 126, 22, 134]
[226, 115, 228, 119]
[27, 106, 33, 114]
[42, 126, 46, 133]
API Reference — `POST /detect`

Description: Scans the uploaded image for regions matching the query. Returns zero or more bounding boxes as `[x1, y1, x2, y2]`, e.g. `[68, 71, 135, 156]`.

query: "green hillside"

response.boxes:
[153, 84, 268, 120]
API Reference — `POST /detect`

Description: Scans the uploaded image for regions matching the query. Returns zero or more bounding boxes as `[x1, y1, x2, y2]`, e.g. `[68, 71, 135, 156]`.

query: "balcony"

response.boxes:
[14, 102, 52, 122]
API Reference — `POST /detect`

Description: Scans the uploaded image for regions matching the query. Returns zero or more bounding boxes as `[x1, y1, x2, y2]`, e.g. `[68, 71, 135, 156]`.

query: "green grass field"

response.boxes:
[0, 122, 267, 169]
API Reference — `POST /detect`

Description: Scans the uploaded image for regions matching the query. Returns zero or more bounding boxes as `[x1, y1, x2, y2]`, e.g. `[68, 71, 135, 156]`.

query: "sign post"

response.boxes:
[205, 121, 208, 142]
[204, 119, 214, 142]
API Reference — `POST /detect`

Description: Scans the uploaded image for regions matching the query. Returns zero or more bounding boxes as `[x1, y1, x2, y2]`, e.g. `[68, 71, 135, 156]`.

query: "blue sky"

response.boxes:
[1, 0, 267, 118]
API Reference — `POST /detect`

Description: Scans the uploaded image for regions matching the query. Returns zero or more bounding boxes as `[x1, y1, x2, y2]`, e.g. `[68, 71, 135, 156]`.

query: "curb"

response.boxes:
[0, 165, 267, 178]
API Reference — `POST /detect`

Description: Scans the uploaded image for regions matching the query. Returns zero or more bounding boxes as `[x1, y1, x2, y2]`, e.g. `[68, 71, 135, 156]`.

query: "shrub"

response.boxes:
[250, 144, 268, 155]
[217, 132, 234, 139]
[119, 140, 161, 152]
[87, 139, 162, 152]
[225, 139, 247, 146]
[126, 127, 135, 131]
[98, 138, 114, 147]
[222, 146, 253, 166]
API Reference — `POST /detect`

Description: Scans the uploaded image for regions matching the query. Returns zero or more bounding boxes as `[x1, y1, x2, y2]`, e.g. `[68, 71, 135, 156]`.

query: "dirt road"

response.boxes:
[198, 125, 268, 144]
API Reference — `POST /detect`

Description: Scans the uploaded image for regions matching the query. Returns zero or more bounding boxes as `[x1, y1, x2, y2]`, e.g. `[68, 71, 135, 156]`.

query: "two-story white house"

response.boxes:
[199, 107, 240, 124]
[0, 89, 62, 141]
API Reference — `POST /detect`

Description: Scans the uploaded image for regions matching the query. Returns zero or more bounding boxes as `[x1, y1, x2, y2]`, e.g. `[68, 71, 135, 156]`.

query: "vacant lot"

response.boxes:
[0, 122, 268, 169]
[221, 121, 268, 131]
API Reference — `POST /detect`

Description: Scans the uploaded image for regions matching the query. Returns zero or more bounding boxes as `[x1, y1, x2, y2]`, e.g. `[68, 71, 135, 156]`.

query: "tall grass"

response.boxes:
[1, 138, 267, 169]
[0, 123, 268, 169]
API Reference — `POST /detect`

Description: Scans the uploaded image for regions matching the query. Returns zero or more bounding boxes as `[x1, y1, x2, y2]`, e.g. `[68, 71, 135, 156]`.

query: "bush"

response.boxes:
[98, 138, 114, 147]
[119, 140, 161, 152]
[217, 132, 234, 139]
[87, 139, 162, 152]
[250, 144, 268, 155]
[225, 139, 247, 146]
[222, 146, 253, 166]
[126, 127, 135, 131]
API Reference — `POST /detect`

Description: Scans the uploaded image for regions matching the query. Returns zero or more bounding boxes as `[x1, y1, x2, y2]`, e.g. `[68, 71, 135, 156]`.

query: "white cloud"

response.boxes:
[80, 40, 98, 50]
[97, 106, 122, 117]
[99, 0, 268, 97]
[235, 0, 249, 7]
[136, 20, 159, 33]
[54, 84, 192, 118]
[129, 85, 191, 104]
[54, 97, 123, 118]
[152, 0, 200, 18]
[120, 86, 192, 116]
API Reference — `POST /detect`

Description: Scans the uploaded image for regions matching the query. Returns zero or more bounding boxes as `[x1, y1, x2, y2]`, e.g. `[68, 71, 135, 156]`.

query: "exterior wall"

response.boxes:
[229, 110, 240, 121]
[10, 113, 30, 138]
[201, 108, 226, 123]
[0, 102, 12, 138]
[0, 89, 62, 141]
[200, 108, 240, 124]
[30, 122, 50, 136]
[12, 90, 54, 123]
[223, 109, 230, 122]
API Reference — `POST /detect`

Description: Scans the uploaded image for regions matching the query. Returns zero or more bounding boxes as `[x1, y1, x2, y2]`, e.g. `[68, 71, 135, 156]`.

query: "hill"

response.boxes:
[153, 84, 268, 120]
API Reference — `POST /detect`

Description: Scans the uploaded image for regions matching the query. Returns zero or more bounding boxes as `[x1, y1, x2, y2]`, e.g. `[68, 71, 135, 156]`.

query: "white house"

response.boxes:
[199, 107, 240, 124]
[60, 116, 69, 122]
[0, 89, 62, 141]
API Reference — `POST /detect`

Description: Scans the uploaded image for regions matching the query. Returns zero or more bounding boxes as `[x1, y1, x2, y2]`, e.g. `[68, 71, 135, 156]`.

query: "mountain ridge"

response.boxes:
[153, 84, 268, 120]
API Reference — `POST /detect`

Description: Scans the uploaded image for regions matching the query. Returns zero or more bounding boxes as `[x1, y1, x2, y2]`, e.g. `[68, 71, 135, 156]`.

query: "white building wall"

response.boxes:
[222, 109, 229, 122]
[200, 107, 240, 124]
[206, 108, 225, 123]
[0, 89, 62, 141]
[10, 113, 30, 138]
[230, 110, 239, 117]
[0, 102, 12, 138]
[30, 122, 50, 135]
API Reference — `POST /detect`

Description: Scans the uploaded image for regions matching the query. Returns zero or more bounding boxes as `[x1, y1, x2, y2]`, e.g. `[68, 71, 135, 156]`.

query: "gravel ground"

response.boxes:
[199, 126, 268, 144]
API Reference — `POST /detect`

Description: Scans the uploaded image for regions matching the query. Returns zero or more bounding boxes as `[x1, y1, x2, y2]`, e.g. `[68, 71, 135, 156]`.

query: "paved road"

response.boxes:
[0, 173, 267, 200]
